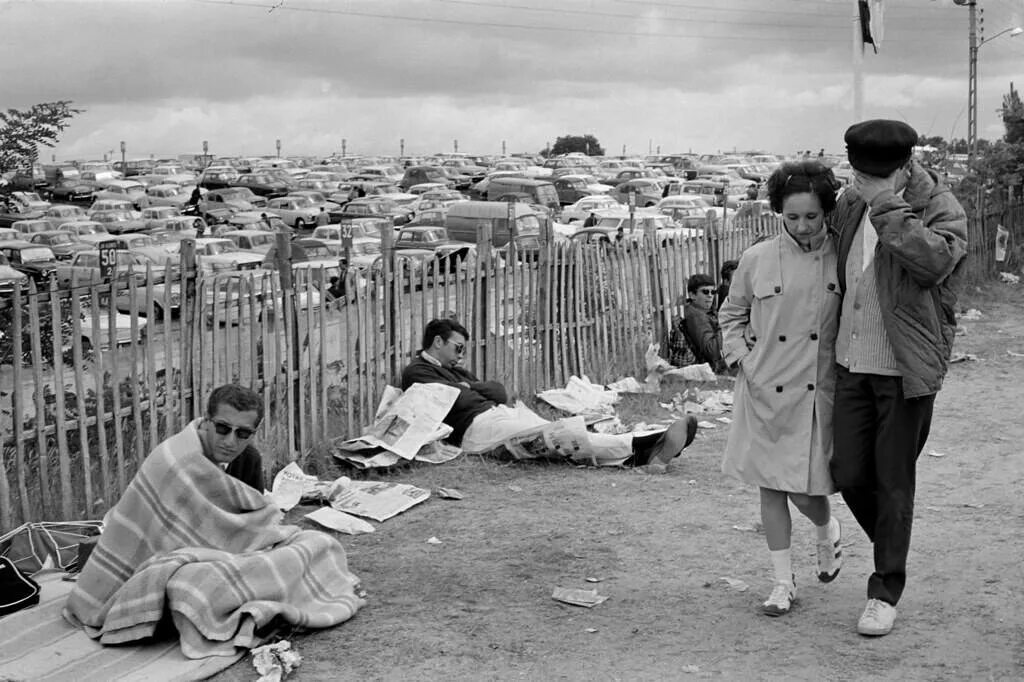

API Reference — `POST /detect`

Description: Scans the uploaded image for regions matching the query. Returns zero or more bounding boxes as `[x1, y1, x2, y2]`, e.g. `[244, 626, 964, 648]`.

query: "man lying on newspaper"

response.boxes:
[64, 384, 364, 659]
[401, 318, 699, 473]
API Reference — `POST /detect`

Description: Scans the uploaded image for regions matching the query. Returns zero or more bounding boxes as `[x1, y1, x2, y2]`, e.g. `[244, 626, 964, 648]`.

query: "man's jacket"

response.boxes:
[400, 355, 508, 444]
[832, 162, 968, 398]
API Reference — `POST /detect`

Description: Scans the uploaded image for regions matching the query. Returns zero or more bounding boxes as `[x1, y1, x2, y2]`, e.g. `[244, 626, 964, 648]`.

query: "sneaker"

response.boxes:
[816, 518, 843, 583]
[857, 598, 897, 636]
[762, 580, 797, 617]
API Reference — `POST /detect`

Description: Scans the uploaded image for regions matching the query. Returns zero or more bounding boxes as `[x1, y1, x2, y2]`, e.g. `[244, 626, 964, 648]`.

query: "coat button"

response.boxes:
[776, 386, 783, 393]
[827, 283, 836, 291]
[774, 285, 781, 293]
[778, 335, 786, 342]
[810, 333, 818, 340]
[807, 383, 815, 391]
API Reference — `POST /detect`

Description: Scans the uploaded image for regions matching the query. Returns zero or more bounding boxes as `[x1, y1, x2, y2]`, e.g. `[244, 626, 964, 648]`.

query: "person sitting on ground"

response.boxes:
[666, 274, 726, 372]
[401, 318, 698, 473]
[64, 383, 364, 657]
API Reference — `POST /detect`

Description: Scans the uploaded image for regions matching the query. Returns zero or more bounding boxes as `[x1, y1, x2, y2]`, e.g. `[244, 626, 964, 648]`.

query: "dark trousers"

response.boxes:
[830, 365, 935, 606]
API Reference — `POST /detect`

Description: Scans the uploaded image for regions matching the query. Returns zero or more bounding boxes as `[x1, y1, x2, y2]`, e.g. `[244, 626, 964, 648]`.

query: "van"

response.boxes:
[444, 201, 545, 248]
[479, 177, 560, 212]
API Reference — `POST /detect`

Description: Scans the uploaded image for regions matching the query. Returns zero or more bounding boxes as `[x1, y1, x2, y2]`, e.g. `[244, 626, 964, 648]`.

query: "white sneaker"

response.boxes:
[762, 580, 796, 617]
[857, 598, 897, 636]
[816, 518, 843, 583]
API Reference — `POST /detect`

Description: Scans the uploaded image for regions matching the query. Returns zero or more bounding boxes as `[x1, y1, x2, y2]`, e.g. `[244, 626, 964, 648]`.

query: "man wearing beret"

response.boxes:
[829, 119, 967, 636]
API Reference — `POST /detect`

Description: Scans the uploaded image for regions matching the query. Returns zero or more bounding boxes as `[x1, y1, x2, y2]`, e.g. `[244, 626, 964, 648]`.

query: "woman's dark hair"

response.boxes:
[765, 160, 841, 214]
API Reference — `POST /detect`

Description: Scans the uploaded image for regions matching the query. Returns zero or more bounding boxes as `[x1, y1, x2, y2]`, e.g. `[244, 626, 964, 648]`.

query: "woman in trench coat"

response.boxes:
[719, 160, 844, 617]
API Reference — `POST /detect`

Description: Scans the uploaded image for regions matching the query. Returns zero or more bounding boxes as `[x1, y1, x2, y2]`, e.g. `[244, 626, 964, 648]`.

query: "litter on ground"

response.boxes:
[251, 640, 301, 682]
[551, 587, 609, 608]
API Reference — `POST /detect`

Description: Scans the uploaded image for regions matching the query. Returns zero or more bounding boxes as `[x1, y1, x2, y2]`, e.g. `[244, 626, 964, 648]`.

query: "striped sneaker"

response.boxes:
[816, 518, 843, 583]
[762, 579, 796, 617]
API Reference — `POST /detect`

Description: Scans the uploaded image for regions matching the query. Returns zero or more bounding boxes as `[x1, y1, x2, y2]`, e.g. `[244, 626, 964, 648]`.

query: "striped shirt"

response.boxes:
[836, 208, 900, 375]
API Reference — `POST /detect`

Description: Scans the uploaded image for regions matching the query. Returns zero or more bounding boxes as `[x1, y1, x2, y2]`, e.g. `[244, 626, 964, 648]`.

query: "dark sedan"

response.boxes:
[231, 174, 289, 198]
[46, 181, 98, 204]
[0, 241, 59, 283]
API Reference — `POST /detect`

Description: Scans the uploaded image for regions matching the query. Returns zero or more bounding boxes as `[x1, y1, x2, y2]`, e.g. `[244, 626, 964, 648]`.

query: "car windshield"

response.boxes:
[126, 236, 156, 247]
[73, 224, 106, 235]
[46, 233, 74, 245]
[204, 242, 239, 254]
[353, 241, 381, 256]
[19, 247, 55, 263]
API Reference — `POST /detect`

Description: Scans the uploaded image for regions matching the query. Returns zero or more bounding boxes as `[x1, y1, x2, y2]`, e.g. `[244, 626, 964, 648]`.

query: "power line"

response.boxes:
[193, 0, 964, 40]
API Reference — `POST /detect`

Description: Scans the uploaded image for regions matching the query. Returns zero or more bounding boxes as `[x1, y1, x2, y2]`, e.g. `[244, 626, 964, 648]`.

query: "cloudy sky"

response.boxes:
[3, 0, 1023, 161]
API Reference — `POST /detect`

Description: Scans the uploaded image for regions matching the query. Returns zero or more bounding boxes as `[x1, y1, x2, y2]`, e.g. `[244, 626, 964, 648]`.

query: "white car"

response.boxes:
[265, 196, 321, 229]
[194, 237, 265, 273]
[92, 180, 147, 206]
[57, 220, 113, 245]
[560, 195, 621, 223]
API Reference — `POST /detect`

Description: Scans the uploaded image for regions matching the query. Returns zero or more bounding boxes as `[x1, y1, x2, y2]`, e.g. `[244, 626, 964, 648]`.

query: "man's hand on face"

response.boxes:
[852, 170, 897, 205]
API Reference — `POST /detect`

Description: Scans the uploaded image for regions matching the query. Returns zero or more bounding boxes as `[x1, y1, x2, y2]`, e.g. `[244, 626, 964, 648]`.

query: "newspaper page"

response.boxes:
[330, 480, 431, 522]
[503, 416, 591, 461]
[334, 383, 460, 460]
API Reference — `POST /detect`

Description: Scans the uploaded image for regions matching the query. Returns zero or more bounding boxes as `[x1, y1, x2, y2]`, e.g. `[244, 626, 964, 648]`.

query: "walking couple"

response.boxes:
[720, 119, 967, 636]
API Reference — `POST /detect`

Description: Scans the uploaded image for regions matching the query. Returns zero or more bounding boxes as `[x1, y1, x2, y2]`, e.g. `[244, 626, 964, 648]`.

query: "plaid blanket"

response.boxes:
[63, 421, 364, 659]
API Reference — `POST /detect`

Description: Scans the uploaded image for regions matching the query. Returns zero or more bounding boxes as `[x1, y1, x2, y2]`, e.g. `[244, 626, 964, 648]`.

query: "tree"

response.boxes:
[0, 100, 84, 174]
[546, 134, 605, 158]
[1002, 82, 1024, 145]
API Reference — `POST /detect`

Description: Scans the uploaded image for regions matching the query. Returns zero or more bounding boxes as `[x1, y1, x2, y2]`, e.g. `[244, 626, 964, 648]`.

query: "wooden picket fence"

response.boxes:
[0, 199, 1019, 529]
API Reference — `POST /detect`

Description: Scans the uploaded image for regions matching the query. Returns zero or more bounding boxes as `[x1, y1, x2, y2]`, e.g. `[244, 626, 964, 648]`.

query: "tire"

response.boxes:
[295, 218, 305, 230]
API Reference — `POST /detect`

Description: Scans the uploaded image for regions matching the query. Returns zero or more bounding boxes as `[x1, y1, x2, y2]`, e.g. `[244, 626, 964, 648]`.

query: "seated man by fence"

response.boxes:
[64, 383, 364, 659]
[401, 318, 698, 473]
[665, 273, 727, 373]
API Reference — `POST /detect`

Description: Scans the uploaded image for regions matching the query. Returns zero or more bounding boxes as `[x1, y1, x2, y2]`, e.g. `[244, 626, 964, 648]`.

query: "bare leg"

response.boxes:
[788, 493, 831, 527]
[760, 487, 792, 551]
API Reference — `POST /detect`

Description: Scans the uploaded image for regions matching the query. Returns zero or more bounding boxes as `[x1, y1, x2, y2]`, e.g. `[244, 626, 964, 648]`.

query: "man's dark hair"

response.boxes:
[687, 273, 715, 294]
[720, 260, 740, 282]
[206, 384, 263, 425]
[421, 318, 469, 350]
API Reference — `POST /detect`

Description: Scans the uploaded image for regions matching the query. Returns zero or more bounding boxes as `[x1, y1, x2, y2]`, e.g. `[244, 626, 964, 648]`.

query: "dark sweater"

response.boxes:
[400, 355, 508, 445]
[225, 445, 264, 491]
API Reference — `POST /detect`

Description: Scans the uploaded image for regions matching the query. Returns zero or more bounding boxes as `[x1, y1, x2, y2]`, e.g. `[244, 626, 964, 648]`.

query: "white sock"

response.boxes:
[769, 549, 793, 585]
[816, 517, 837, 543]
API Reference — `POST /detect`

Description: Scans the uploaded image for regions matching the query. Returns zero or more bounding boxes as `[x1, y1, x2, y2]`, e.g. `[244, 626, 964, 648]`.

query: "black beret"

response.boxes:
[844, 119, 918, 177]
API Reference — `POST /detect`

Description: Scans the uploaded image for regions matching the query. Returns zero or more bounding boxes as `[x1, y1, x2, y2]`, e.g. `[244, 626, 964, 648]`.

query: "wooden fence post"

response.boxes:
[178, 239, 197, 419]
[475, 221, 492, 377]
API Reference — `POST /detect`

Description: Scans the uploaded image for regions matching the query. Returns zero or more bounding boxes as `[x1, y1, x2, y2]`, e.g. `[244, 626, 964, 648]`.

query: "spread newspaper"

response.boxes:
[332, 383, 462, 468]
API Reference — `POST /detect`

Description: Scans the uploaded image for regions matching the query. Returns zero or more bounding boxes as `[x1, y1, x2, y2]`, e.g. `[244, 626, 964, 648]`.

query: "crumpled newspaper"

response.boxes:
[252, 640, 302, 682]
[999, 272, 1020, 284]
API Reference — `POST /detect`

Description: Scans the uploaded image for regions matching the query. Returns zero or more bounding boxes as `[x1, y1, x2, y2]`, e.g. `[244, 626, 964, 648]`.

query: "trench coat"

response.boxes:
[719, 230, 840, 494]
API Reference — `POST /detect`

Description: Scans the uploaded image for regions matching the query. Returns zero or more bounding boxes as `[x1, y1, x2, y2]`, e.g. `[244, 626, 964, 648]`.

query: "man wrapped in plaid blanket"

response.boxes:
[63, 385, 364, 659]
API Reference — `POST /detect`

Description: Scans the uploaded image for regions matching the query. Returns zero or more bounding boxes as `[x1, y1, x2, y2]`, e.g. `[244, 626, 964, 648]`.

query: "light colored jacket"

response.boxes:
[720, 231, 840, 494]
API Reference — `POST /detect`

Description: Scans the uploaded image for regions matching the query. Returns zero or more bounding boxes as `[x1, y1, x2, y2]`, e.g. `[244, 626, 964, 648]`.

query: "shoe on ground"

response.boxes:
[857, 598, 897, 636]
[630, 415, 698, 467]
[762, 580, 796, 617]
[817, 518, 843, 583]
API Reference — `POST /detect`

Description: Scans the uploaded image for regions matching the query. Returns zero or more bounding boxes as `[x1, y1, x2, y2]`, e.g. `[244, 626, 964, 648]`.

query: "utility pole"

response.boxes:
[967, 0, 979, 163]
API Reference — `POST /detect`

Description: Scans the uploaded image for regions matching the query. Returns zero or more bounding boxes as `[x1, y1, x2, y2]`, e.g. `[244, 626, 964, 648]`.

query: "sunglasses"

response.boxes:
[698, 288, 716, 296]
[447, 339, 466, 354]
[209, 419, 256, 440]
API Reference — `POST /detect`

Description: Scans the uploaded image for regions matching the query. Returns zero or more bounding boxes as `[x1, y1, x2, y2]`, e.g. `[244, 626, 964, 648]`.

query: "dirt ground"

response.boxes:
[217, 280, 1024, 682]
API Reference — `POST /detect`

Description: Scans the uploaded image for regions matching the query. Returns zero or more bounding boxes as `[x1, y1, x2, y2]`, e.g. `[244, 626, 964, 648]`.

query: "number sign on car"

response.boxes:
[98, 240, 119, 280]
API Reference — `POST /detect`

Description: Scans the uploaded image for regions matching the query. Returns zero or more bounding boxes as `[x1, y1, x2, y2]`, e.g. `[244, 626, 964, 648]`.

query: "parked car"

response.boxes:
[559, 195, 621, 223]
[28, 231, 92, 260]
[398, 165, 456, 191]
[0, 227, 19, 243]
[221, 210, 289, 233]
[89, 209, 148, 235]
[0, 241, 59, 283]
[0, 253, 28, 295]
[140, 205, 182, 231]
[608, 178, 667, 208]
[57, 220, 113, 245]
[220, 229, 277, 255]
[41, 204, 89, 230]
[141, 183, 194, 209]
[265, 196, 320, 230]
[11, 219, 55, 238]
[46, 181, 98, 204]
[231, 173, 289, 198]
[92, 180, 148, 207]
[202, 187, 267, 213]
[193, 237, 266, 273]
[549, 175, 612, 205]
